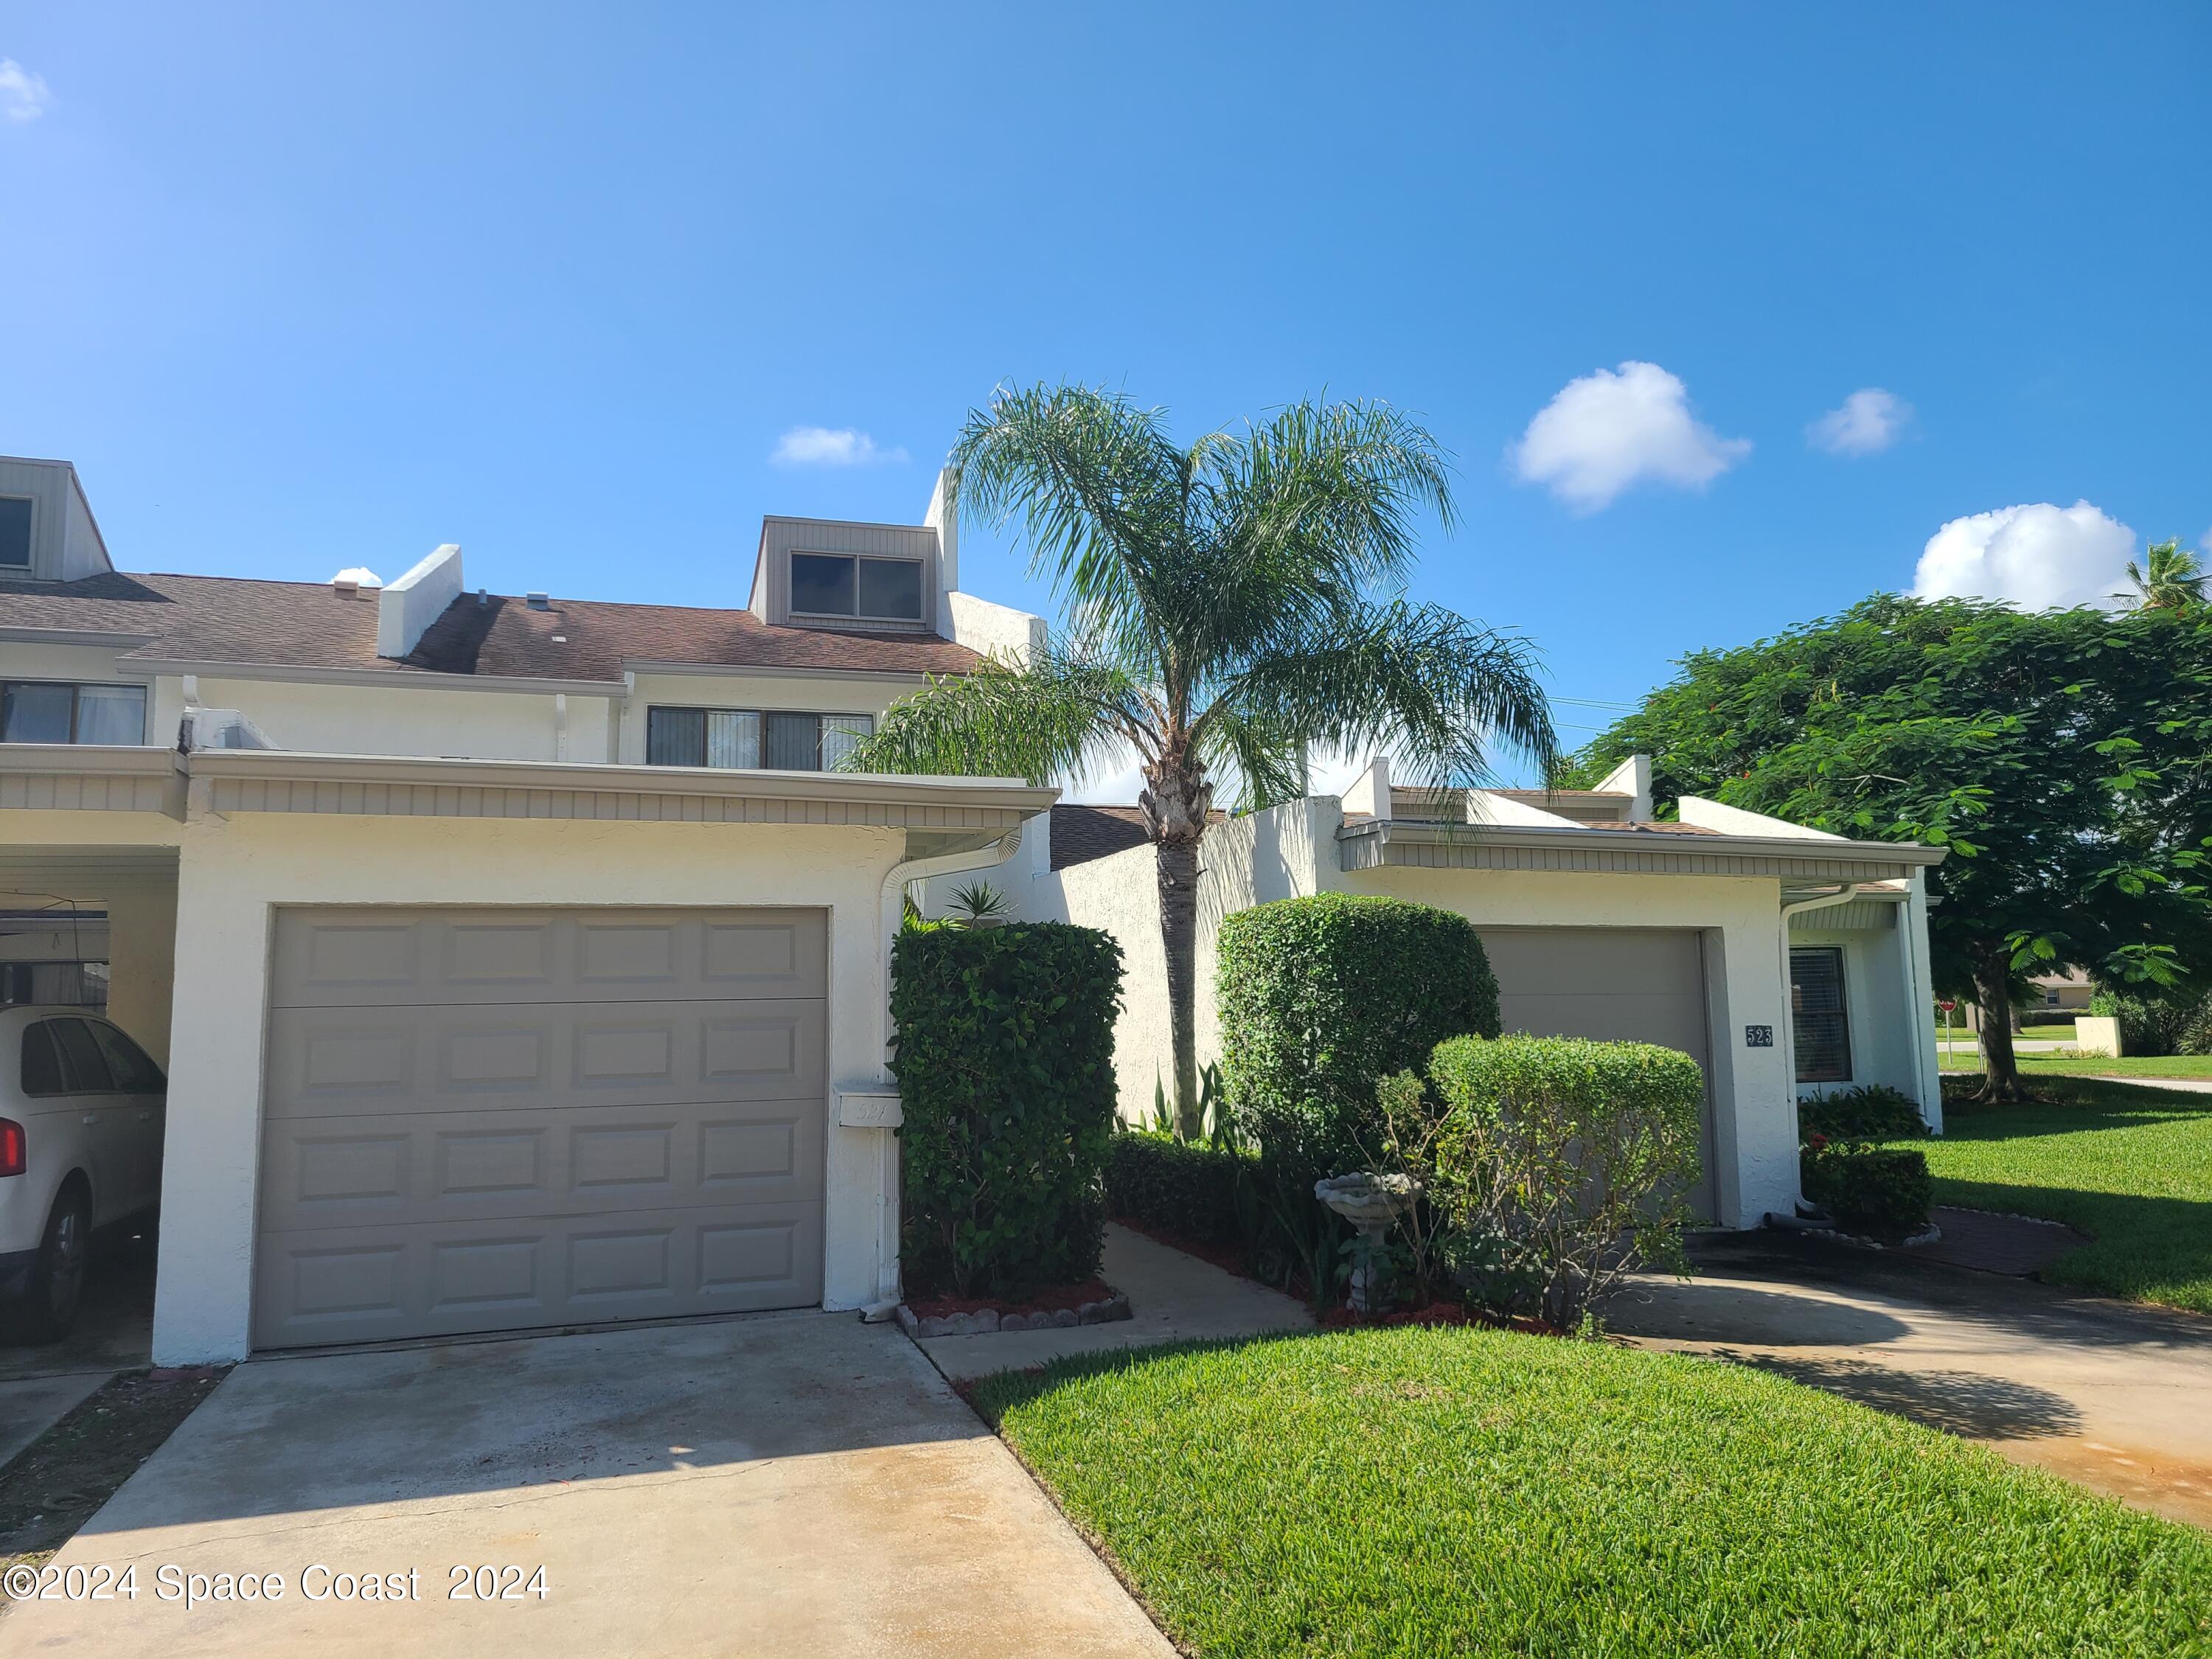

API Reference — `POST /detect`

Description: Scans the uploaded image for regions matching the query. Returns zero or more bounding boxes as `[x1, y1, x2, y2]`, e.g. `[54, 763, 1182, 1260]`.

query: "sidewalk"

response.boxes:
[913, 1223, 1313, 1383]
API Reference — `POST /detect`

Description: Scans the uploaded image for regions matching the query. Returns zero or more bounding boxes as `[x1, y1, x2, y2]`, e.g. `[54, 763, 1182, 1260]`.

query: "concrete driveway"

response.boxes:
[1, 1311, 1172, 1658]
[1608, 1238, 2212, 1529]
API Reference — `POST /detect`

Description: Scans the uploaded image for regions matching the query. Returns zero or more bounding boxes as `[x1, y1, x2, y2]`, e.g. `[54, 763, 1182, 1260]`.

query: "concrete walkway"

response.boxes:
[1, 1311, 1172, 1658]
[0, 1232, 157, 1470]
[917, 1222, 1313, 1382]
[1607, 1238, 2212, 1528]
[2087, 1074, 2212, 1094]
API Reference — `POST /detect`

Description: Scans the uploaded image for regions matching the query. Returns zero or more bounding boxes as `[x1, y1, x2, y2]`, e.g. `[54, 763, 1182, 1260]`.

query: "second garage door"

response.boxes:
[1476, 927, 1717, 1220]
[254, 907, 827, 1349]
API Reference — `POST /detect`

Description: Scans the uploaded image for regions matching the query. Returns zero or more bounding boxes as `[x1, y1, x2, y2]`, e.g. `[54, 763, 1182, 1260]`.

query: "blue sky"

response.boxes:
[3, 5, 2206, 787]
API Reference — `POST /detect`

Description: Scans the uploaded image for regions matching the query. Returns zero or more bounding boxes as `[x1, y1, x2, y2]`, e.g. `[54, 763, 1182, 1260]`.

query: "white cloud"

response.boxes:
[1911, 501, 2136, 612]
[1511, 361, 1750, 512]
[769, 426, 908, 468]
[0, 59, 52, 123]
[1809, 388, 1911, 456]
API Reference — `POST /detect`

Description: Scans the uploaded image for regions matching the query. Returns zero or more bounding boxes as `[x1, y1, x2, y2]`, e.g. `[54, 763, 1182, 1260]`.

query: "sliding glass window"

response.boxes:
[647, 706, 872, 773]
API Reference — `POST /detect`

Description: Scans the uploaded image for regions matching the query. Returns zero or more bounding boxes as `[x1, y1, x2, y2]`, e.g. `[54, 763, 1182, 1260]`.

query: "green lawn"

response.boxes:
[2021, 1054, 2212, 1079]
[973, 1328, 2212, 1658]
[1919, 1077, 2212, 1312]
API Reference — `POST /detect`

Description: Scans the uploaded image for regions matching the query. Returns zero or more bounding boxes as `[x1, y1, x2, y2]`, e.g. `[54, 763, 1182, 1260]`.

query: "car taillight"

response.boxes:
[0, 1118, 22, 1178]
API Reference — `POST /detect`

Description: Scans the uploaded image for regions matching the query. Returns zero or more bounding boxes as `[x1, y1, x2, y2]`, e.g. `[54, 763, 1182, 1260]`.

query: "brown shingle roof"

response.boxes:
[1051, 804, 1152, 869]
[1050, 802, 1231, 870]
[0, 571, 984, 683]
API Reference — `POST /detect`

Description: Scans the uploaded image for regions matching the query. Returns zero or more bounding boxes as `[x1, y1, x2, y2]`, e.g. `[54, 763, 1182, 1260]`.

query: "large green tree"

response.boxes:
[845, 383, 1557, 1137]
[1564, 594, 2212, 1100]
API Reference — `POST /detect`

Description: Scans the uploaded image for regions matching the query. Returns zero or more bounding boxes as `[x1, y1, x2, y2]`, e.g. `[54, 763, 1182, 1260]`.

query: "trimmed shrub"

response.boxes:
[1103, 1131, 1255, 1246]
[890, 922, 1124, 1298]
[1423, 1034, 1705, 1329]
[1217, 894, 1500, 1190]
[1799, 1084, 1927, 1144]
[1801, 1143, 1933, 1239]
[2089, 987, 2212, 1057]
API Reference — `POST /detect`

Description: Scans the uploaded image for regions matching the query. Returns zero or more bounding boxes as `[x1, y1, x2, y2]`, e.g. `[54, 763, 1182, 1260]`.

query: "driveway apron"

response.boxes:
[1, 1311, 1172, 1658]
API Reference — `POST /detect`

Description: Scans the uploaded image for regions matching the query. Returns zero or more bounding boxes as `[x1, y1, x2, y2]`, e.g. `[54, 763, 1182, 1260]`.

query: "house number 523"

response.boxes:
[1744, 1025, 1774, 1048]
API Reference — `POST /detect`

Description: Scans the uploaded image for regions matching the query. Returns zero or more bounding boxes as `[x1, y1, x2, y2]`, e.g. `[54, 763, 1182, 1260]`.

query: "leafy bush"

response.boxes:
[2089, 987, 2212, 1057]
[1103, 1130, 1255, 1245]
[1799, 1084, 1927, 1144]
[1801, 1143, 1933, 1239]
[1421, 1034, 1705, 1329]
[891, 922, 1124, 1298]
[1217, 894, 1500, 1190]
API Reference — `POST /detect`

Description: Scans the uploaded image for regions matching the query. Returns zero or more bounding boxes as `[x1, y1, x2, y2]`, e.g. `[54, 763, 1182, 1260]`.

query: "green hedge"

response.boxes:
[891, 922, 1124, 1298]
[1103, 1131, 1255, 1245]
[1799, 1084, 1927, 1144]
[1801, 1144, 1933, 1239]
[1217, 894, 1500, 1189]
[1424, 1034, 1706, 1327]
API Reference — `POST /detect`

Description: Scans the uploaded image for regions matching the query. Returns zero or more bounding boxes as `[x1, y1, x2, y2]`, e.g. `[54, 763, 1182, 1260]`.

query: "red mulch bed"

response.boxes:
[902, 1277, 1119, 1321]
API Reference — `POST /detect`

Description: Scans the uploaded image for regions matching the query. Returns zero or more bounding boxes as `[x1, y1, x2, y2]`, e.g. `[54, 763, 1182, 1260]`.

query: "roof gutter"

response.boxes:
[120, 658, 627, 697]
[1340, 817, 1947, 869]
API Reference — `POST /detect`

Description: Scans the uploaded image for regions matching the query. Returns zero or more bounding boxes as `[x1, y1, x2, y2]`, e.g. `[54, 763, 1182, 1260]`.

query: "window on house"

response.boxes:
[0, 498, 31, 569]
[0, 682, 147, 745]
[788, 552, 924, 622]
[1790, 946, 1852, 1084]
[646, 706, 873, 772]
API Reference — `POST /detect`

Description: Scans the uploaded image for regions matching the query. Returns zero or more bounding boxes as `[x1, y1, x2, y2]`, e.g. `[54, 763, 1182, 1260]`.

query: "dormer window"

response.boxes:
[0, 498, 32, 571]
[790, 552, 923, 623]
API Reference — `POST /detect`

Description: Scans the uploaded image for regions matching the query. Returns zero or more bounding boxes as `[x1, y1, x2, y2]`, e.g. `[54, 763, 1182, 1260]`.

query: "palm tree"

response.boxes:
[2118, 539, 2208, 611]
[845, 383, 1557, 1138]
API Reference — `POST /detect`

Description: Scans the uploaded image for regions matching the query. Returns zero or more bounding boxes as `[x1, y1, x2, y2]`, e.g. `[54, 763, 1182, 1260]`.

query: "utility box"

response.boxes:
[2073, 1015, 2123, 1058]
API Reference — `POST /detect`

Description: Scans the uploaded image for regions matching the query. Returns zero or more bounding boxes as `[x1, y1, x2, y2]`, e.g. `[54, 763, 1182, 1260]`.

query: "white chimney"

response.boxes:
[377, 544, 463, 659]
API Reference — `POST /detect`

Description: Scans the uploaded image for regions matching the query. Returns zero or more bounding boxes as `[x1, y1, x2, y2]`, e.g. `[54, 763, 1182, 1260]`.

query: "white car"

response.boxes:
[0, 1006, 167, 1340]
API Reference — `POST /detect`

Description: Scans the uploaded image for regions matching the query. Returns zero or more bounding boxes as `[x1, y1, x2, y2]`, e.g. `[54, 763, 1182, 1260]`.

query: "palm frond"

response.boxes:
[1199, 704, 1310, 815]
[1216, 599, 1559, 790]
[836, 644, 1150, 786]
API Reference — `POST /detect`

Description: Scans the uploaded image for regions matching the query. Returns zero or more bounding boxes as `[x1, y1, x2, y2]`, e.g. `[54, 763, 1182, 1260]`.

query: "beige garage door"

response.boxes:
[1476, 927, 1717, 1220]
[254, 907, 827, 1349]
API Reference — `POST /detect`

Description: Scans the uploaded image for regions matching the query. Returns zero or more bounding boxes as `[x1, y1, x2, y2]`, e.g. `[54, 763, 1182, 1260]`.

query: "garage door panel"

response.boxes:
[270, 908, 827, 1006]
[1477, 927, 1717, 1222]
[1479, 929, 1705, 1003]
[1495, 991, 1711, 1054]
[258, 1099, 826, 1231]
[251, 1201, 824, 1349]
[265, 999, 826, 1116]
[257, 905, 828, 1349]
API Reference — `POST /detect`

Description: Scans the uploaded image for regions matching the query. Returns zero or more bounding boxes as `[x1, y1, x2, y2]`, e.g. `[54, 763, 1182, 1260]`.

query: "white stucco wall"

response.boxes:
[187, 676, 613, 764]
[1789, 919, 1916, 1096]
[102, 888, 178, 1067]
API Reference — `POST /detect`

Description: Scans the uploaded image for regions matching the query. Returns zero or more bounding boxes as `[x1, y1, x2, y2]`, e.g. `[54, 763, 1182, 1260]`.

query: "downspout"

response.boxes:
[852, 823, 1031, 1314]
[1773, 883, 1862, 1222]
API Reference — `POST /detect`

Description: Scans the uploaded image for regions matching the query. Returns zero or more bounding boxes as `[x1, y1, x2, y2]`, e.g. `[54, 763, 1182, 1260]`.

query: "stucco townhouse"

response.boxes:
[0, 452, 1945, 1365]
[939, 761, 1948, 1231]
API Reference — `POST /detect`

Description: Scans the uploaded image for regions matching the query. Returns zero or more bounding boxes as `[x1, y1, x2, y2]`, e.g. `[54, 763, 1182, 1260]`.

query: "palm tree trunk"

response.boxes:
[1972, 948, 2023, 1102]
[1142, 749, 1213, 1142]
[1155, 835, 1203, 1141]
